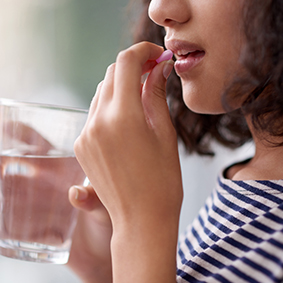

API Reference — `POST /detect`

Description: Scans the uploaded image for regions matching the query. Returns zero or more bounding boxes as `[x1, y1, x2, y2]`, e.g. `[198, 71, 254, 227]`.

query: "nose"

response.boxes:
[148, 0, 191, 27]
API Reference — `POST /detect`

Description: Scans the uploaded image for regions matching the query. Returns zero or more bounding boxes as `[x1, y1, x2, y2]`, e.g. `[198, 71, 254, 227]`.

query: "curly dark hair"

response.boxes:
[129, 0, 283, 155]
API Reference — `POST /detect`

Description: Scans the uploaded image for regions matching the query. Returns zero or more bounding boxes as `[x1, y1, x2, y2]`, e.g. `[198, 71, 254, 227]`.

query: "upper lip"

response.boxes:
[165, 39, 205, 59]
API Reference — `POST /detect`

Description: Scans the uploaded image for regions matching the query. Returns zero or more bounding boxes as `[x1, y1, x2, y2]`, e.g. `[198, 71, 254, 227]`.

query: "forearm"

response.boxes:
[111, 215, 179, 283]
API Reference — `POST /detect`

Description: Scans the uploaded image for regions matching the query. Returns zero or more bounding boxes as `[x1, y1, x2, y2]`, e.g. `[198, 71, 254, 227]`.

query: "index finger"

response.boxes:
[114, 42, 164, 105]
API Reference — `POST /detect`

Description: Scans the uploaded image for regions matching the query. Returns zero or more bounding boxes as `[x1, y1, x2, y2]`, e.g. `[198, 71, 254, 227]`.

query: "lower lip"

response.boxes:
[174, 51, 205, 75]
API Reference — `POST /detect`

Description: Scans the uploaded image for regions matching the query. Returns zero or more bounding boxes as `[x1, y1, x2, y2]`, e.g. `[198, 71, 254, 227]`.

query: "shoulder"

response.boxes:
[225, 158, 283, 181]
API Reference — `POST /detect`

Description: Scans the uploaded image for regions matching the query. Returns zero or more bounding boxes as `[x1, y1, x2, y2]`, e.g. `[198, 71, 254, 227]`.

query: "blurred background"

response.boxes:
[0, 0, 131, 108]
[0, 0, 254, 282]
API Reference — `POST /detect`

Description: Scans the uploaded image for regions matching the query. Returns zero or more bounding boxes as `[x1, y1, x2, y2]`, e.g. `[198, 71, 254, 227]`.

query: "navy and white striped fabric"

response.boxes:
[177, 168, 283, 283]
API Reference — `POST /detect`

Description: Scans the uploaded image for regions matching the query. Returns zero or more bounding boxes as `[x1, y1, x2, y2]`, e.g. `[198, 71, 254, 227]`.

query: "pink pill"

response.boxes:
[156, 50, 173, 63]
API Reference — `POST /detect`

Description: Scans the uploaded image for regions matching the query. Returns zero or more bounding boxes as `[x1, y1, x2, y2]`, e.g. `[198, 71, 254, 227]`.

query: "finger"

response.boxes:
[68, 185, 101, 212]
[142, 60, 175, 130]
[97, 63, 116, 104]
[82, 81, 103, 131]
[114, 42, 164, 106]
[88, 81, 104, 117]
[141, 60, 158, 75]
[88, 63, 115, 118]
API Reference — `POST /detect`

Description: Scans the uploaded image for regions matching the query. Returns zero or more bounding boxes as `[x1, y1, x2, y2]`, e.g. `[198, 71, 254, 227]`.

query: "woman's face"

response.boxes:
[148, 0, 244, 114]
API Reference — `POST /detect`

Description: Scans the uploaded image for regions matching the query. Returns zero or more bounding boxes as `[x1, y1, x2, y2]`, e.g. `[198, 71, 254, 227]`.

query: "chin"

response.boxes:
[187, 106, 226, 115]
[181, 82, 226, 115]
[182, 93, 225, 115]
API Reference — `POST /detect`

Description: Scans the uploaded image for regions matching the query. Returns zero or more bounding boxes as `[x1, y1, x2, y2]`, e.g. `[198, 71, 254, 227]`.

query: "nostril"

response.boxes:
[164, 19, 172, 24]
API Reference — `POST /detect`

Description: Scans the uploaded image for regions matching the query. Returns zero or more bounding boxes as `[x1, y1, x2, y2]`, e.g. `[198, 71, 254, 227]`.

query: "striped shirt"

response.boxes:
[177, 167, 283, 283]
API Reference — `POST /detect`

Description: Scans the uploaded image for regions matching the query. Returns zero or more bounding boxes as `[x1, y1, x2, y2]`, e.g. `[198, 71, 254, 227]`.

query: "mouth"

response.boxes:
[175, 50, 205, 61]
[165, 40, 205, 74]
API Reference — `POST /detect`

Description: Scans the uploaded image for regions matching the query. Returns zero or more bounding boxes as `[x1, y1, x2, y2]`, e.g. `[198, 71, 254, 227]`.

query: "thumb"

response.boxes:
[142, 59, 175, 129]
[69, 185, 102, 211]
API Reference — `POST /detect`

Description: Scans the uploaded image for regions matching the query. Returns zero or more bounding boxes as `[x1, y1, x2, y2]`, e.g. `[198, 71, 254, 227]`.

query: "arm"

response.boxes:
[75, 42, 183, 282]
[111, 212, 180, 283]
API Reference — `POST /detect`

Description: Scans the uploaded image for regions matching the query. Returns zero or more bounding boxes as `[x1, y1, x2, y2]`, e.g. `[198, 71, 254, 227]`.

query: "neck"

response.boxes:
[228, 115, 283, 180]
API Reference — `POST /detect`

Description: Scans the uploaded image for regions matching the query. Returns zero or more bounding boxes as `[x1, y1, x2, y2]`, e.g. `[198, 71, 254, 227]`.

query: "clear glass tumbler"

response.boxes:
[0, 98, 88, 264]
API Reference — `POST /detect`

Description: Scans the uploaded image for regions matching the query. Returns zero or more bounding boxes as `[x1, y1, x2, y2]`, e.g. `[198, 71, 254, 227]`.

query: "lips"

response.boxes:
[165, 40, 205, 75]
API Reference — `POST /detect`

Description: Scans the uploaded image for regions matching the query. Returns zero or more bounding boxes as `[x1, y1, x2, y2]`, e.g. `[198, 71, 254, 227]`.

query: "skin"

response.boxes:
[72, 43, 183, 283]
[149, 0, 244, 114]
[67, 0, 283, 282]
[68, 185, 112, 282]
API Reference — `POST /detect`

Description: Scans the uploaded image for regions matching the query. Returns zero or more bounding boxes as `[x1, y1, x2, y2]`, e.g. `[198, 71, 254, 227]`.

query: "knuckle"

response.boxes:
[96, 81, 104, 91]
[74, 135, 84, 158]
[75, 107, 137, 155]
[117, 48, 137, 64]
[79, 118, 103, 142]
[152, 85, 167, 102]
[88, 118, 106, 138]
[106, 63, 116, 74]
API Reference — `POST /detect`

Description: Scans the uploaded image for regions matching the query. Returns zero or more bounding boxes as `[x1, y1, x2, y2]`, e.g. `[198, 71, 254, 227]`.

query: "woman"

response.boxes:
[68, 0, 283, 282]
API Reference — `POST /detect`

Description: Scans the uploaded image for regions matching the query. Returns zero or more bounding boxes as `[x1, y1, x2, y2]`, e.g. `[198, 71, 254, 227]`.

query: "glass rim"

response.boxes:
[0, 98, 89, 114]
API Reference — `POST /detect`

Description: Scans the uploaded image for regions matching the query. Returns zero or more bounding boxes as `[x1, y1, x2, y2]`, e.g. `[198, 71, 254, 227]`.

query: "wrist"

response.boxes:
[110, 215, 180, 283]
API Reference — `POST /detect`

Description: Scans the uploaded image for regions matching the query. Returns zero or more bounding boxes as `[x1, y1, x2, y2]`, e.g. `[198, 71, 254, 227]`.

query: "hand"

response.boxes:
[74, 41, 183, 283]
[75, 41, 182, 225]
[68, 184, 112, 283]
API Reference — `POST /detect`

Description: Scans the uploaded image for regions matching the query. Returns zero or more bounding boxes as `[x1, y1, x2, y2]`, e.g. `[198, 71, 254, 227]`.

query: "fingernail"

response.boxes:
[72, 186, 88, 201]
[163, 60, 175, 79]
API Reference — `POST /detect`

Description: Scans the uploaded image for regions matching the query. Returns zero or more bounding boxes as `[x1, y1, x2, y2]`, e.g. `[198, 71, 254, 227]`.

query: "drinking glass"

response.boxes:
[0, 98, 88, 264]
